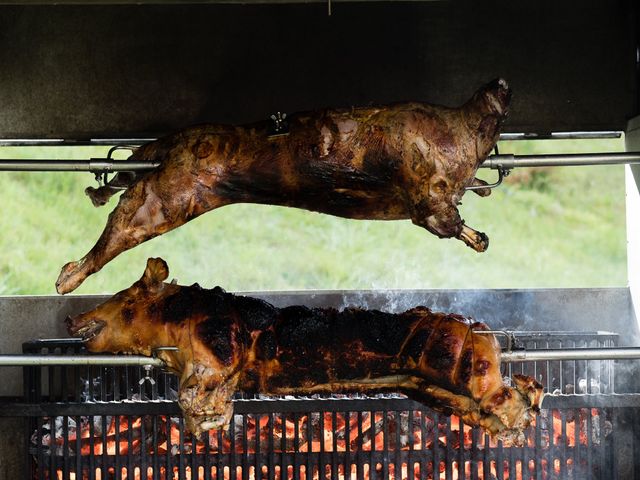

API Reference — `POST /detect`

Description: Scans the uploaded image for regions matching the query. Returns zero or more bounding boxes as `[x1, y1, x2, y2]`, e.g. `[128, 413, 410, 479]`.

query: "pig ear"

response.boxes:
[141, 258, 169, 290]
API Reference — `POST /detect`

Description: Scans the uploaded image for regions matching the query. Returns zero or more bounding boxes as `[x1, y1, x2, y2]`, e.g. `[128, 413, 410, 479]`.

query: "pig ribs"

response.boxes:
[56, 79, 511, 294]
[67, 258, 542, 445]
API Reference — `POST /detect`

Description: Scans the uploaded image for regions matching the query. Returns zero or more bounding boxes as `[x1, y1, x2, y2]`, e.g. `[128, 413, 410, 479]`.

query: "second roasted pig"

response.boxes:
[56, 79, 511, 294]
[67, 258, 542, 445]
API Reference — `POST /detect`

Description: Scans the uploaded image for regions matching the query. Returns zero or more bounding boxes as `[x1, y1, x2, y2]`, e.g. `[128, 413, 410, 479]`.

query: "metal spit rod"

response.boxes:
[0, 354, 164, 367]
[0, 160, 160, 172]
[500, 347, 640, 362]
[0, 347, 639, 366]
[0, 152, 638, 173]
[480, 152, 640, 170]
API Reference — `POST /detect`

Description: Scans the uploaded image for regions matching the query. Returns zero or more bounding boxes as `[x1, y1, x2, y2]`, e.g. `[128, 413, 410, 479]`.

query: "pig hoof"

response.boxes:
[475, 231, 489, 252]
[85, 186, 109, 207]
[55, 261, 84, 295]
[458, 226, 489, 253]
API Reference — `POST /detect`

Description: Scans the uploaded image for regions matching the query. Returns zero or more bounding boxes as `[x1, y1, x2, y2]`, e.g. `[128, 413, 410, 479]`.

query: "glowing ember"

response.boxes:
[34, 407, 610, 480]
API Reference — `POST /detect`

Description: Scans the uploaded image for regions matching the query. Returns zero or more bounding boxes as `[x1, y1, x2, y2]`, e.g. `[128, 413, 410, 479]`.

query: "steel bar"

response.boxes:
[3, 347, 639, 366]
[500, 347, 640, 362]
[0, 132, 621, 146]
[0, 354, 164, 367]
[0, 159, 159, 172]
[0, 152, 638, 174]
[480, 152, 640, 169]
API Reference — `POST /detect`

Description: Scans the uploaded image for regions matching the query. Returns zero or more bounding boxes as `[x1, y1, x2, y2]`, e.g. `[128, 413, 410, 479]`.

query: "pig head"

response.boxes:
[66, 258, 242, 433]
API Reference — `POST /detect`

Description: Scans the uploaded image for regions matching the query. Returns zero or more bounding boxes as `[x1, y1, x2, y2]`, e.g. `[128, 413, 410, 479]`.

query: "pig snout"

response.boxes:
[488, 78, 511, 114]
[65, 314, 106, 341]
[65, 314, 83, 335]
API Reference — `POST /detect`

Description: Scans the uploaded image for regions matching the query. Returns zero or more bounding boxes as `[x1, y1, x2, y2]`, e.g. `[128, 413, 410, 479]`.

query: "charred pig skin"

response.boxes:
[56, 79, 511, 294]
[66, 258, 542, 445]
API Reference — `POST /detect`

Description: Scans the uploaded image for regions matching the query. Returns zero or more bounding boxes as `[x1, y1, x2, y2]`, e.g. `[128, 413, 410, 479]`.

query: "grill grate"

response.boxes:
[22, 335, 638, 480]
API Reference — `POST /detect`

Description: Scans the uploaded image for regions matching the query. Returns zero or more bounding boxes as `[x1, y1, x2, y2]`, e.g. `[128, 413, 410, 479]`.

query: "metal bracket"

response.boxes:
[466, 145, 512, 192]
[139, 364, 156, 386]
[152, 346, 179, 355]
[465, 165, 511, 191]
[474, 329, 520, 352]
[268, 112, 289, 137]
[90, 145, 138, 187]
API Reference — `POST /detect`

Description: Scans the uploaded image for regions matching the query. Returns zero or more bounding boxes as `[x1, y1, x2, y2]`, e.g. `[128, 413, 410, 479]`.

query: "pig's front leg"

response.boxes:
[85, 171, 140, 207]
[179, 369, 239, 436]
[409, 194, 489, 252]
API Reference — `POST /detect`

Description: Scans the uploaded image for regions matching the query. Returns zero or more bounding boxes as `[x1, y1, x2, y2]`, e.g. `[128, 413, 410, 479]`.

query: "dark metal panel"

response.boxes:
[0, 0, 637, 141]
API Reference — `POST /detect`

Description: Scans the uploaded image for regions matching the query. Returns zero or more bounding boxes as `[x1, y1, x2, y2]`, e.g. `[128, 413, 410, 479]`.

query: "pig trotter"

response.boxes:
[56, 260, 89, 295]
[85, 185, 119, 207]
[458, 224, 489, 252]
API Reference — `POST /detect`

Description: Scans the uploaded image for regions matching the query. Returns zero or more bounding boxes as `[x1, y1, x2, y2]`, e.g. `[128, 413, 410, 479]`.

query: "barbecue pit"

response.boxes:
[1, 1, 640, 479]
[15, 333, 639, 480]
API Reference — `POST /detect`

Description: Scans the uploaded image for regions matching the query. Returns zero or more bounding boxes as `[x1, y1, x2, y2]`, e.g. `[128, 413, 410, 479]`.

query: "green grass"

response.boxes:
[0, 138, 628, 295]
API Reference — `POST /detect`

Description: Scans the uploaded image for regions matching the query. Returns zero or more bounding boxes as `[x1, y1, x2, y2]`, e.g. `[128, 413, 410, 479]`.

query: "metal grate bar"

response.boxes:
[101, 415, 107, 480]
[204, 420, 212, 480]
[88, 416, 95, 480]
[178, 417, 186, 480]
[127, 415, 134, 480]
[114, 415, 121, 480]
[153, 416, 160, 480]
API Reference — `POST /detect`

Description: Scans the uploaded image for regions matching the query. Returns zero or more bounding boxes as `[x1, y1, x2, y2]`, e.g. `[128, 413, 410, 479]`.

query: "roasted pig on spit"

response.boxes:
[56, 79, 511, 294]
[66, 258, 542, 445]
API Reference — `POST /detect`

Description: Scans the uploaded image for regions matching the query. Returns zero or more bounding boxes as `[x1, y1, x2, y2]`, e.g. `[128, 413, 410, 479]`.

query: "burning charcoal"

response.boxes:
[354, 414, 385, 449]
[90, 415, 112, 436]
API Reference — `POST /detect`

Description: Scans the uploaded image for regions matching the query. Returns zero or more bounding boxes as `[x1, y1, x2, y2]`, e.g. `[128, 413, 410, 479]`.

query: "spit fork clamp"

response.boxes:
[465, 146, 512, 191]
[474, 329, 521, 353]
[268, 112, 289, 138]
[139, 364, 156, 386]
[139, 346, 179, 385]
[149, 346, 179, 374]
[90, 145, 138, 187]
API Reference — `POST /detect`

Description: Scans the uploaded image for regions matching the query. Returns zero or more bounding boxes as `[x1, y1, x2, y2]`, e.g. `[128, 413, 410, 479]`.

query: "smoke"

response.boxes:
[333, 288, 639, 343]
[337, 288, 538, 330]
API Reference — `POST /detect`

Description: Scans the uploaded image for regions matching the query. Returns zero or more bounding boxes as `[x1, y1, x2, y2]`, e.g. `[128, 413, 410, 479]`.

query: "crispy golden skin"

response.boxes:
[56, 79, 510, 294]
[66, 258, 542, 445]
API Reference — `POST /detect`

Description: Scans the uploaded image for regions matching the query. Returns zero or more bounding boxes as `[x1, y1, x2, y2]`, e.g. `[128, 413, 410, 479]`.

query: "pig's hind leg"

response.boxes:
[55, 175, 228, 294]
